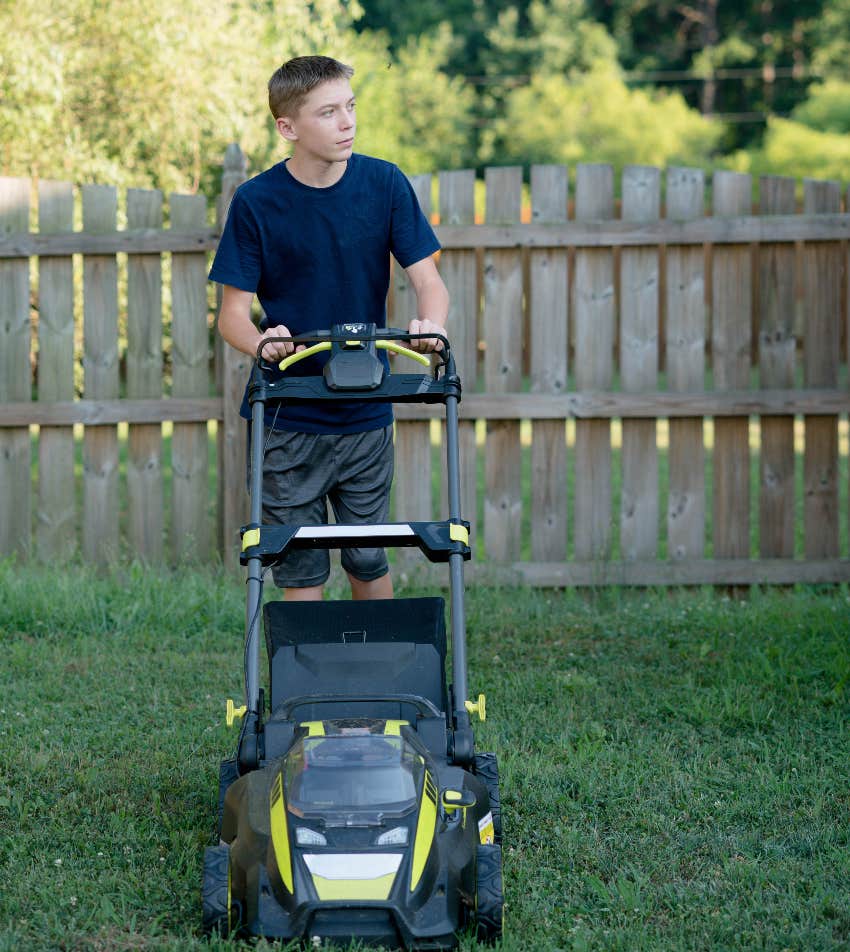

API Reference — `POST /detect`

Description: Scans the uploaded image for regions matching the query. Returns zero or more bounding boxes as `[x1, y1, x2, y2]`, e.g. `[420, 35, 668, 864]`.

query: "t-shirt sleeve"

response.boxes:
[389, 167, 441, 269]
[208, 189, 262, 292]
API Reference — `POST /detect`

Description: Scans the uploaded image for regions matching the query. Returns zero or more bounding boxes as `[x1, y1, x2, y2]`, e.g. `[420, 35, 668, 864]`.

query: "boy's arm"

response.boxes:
[217, 285, 299, 361]
[404, 256, 449, 353]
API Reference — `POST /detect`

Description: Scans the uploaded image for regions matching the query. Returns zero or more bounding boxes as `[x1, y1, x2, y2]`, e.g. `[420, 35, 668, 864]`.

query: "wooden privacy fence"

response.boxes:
[2, 147, 850, 586]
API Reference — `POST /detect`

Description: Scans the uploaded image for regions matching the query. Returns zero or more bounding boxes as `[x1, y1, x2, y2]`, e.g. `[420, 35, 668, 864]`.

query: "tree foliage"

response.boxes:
[0, 0, 848, 191]
[484, 67, 721, 172]
[0, 0, 470, 193]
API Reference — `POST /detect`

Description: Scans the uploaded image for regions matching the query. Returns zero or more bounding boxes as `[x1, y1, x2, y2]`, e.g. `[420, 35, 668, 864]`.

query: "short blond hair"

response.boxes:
[268, 55, 354, 119]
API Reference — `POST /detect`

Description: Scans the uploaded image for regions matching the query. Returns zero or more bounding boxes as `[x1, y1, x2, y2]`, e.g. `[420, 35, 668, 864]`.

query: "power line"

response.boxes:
[460, 65, 824, 85]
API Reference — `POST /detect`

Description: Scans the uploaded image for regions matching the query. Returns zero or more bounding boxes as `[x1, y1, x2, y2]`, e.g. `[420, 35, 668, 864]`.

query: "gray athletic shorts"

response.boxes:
[252, 425, 394, 589]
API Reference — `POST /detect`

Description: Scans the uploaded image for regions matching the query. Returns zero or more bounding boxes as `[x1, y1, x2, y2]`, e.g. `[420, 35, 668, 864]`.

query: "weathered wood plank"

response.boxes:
[443, 214, 850, 248]
[0, 398, 222, 426]
[802, 178, 841, 558]
[393, 174, 433, 542]
[665, 167, 706, 560]
[712, 171, 752, 560]
[438, 169, 477, 534]
[573, 164, 614, 560]
[464, 558, 850, 587]
[3, 213, 850, 260]
[0, 229, 218, 257]
[171, 192, 211, 563]
[529, 165, 568, 561]
[0, 177, 32, 558]
[36, 180, 76, 560]
[620, 165, 660, 560]
[126, 188, 164, 562]
[6, 388, 850, 429]
[217, 144, 249, 568]
[82, 184, 120, 564]
[483, 167, 523, 561]
[758, 176, 796, 558]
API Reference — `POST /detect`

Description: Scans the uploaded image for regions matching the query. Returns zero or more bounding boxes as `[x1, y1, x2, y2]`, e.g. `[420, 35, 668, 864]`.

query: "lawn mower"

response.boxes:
[202, 324, 503, 948]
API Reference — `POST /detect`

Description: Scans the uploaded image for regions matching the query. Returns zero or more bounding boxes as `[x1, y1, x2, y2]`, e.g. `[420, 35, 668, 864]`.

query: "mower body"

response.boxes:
[202, 328, 503, 947]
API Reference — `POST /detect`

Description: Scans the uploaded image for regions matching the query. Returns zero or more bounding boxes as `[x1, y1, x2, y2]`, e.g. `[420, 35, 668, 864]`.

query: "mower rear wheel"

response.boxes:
[475, 843, 503, 943]
[202, 845, 235, 936]
[474, 752, 502, 844]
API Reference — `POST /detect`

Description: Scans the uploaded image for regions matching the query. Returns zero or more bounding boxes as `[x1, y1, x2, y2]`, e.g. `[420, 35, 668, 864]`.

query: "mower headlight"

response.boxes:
[376, 826, 408, 846]
[296, 827, 327, 846]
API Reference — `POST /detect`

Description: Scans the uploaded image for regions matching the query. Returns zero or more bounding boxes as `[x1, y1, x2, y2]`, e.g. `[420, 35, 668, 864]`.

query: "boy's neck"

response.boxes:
[286, 153, 348, 188]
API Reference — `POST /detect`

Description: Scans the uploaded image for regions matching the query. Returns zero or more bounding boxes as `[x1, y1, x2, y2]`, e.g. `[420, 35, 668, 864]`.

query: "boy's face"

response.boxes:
[276, 78, 356, 164]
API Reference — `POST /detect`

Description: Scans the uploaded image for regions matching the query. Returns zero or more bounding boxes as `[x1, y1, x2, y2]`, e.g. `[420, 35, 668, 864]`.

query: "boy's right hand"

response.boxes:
[257, 325, 305, 362]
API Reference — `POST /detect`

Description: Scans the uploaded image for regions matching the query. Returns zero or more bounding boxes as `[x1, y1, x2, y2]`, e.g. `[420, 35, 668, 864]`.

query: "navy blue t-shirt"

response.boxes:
[209, 153, 440, 433]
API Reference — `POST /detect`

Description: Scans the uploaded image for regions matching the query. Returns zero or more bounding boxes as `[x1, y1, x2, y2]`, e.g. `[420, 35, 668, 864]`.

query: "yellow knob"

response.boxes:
[464, 693, 486, 722]
[226, 698, 247, 727]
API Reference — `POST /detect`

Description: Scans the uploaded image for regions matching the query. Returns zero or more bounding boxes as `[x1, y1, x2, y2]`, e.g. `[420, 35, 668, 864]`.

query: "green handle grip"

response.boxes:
[278, 341, 332, 372]
[376, 340, 432, 367]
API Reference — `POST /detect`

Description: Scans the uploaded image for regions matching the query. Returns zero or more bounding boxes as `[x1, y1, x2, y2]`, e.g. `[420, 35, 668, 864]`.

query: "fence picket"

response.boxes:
[438, 170, 477, 535]
[758, 176, 797, 557]
[620, 165, 660, 560]
[530, 164, 568, 561]
[171, 192, 211, 562]
[712, 171, 753, 559]
[573, 164, 615, 560]
[665, 168, 706, 560]
[802, 178, 841, 558]
[36, 180, 76, 559]
[483, 166, 523, 561]
[392, 174, 433, 548]
[127, 188, 164, 562]
[82, 185, 120, 563]
[217, 143, 249, 568]
[0, 177, 31, 558]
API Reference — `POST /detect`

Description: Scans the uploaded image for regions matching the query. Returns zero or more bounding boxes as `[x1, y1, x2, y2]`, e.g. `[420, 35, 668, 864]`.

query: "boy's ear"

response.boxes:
[276, 116, 297, 142]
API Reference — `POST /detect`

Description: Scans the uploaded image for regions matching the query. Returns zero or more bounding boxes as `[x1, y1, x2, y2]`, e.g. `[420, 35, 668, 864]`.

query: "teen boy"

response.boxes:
[210, 55, 449, 603]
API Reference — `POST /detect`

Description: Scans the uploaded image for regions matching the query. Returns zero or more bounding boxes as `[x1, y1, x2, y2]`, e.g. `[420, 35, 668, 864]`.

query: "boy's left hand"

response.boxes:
[408, 318, 445, 353]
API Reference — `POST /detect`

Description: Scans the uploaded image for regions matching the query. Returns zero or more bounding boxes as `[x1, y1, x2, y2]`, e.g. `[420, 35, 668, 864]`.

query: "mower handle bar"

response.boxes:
[255, 326, 450, 373]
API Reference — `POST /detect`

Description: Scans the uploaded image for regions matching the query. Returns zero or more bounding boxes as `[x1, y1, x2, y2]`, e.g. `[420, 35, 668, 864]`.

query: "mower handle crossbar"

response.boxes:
[250, 372, 455, 406]
[240, 520, 471, 567]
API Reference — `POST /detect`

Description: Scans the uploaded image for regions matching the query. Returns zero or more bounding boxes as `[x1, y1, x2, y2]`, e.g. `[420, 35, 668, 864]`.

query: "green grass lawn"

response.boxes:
[1, 562, 848, 951]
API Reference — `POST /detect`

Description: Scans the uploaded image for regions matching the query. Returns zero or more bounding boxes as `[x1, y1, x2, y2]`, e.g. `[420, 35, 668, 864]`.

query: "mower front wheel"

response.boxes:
[474, 752, 502, 844]
[475, 843, 503, 943]
[202, 844, 238, 936]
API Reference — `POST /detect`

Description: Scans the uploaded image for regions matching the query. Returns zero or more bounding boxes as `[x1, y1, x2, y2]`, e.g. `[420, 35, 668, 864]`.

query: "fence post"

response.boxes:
[712, 171, 753, 561]
[217, 144, 249, 570]
[529, 164, 569, 562]
[665, 168, 706, 561]
[758, 176, 797, 558]
[802, 178, 841, 558]
[172, 191, 212, 563]
[573, 164, 615, 561]
[0, 177, 31, 559]
[127, 188, 165, 562]
[483, 166, 524, 562]
[620, 165, 661, 561]
[37, 180, 76, 561]
[82, 184, 120, 564]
